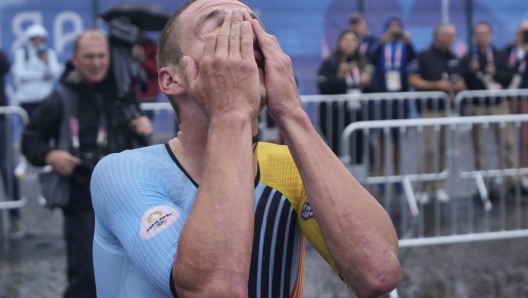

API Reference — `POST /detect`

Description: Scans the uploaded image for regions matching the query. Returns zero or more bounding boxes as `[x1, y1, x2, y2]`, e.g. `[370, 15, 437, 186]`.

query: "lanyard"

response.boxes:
[69, 93, 107, 151]
[486, 47, 494, 64]
[509, 47, 527, 73]
[345, 63, 361, 88]
[359, 42, 368, 56]
[473, 46, 493, 64]
[384, 42, 403, 71]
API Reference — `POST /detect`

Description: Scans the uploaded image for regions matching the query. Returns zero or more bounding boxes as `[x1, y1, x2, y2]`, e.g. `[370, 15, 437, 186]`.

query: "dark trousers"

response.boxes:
[0, 118, 20, 218]
[62, 206, 96, 298]
[20, 102, 40, 117]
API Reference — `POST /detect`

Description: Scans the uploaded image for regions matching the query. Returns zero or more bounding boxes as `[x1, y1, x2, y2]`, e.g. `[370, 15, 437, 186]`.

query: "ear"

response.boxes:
[158, 65, 187, 97]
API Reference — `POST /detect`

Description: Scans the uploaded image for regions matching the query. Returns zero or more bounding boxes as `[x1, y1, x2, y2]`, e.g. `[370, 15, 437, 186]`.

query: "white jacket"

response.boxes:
[12, 43, 62, 104]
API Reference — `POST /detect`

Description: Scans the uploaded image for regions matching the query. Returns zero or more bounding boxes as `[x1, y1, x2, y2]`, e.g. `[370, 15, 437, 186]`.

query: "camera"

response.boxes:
[523, 30, 528, 44]
[109, 18, 140, 47]
[72, 151, 102, 186]
[392, 30, 403, 39]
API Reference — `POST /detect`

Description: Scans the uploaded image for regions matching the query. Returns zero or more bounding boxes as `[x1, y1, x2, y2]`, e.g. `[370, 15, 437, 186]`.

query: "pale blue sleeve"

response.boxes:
[91, 151, 188, 297]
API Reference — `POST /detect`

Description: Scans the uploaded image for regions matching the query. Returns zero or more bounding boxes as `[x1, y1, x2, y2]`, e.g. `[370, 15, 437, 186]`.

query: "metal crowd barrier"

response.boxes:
[341, 114, 528, 247]
[300, 91, 450, 156]
[454, 88, 528, 116]
[141, 91, 451, 147]
[140, 102, 176, 144]
[0, 106, 29, 249]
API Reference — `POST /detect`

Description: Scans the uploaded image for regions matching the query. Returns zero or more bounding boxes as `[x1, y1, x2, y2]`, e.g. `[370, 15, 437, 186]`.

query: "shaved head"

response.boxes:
[156, 0, 247, 70]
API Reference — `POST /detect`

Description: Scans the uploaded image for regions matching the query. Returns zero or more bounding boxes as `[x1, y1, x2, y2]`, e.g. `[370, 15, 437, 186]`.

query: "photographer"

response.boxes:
[22, 30, 152, 298]
[12, 24, 62, 116]
[368, 16, 416, 185]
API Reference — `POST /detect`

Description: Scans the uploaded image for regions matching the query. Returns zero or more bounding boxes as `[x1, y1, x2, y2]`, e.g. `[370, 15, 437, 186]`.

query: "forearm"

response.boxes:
[276, 109, 401, 297]
[409, 75, 435, 91]
[22, 130, 53, 166]
[174, 113, 255, 297]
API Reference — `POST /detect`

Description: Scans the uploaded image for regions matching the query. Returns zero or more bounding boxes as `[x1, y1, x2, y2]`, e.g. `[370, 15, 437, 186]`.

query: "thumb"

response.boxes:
[181, 56, 199, 86]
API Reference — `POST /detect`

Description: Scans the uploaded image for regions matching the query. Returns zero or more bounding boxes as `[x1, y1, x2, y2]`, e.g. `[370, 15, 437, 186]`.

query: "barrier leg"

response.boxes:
[389, 288, 400, 298]
[475, 173, 492, 212]
[403, 176, 419, 217]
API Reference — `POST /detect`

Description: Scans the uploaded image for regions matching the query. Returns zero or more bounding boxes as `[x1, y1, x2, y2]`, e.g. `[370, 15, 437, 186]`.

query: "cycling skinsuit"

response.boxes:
[91, 142, 338, 298]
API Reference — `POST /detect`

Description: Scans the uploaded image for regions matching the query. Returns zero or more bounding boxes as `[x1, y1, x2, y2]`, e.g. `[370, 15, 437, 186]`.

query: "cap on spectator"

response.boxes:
[25, 24, 48, 39]
[349, 12, 365, 25]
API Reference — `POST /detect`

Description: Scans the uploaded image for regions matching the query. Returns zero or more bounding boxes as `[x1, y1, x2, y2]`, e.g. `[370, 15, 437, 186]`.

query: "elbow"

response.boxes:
[173, 263, 249, 298]
[175, 279, 248, 298]
[349, 256, 402, 298]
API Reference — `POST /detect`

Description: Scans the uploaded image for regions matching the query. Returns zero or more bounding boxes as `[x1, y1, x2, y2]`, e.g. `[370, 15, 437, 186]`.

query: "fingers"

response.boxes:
[216, 10, 233, 57]
[240, 21, 253, 60]
[228, 9, 243, 57]
[66, 154, 82, 165]
[182, 56, 199, 85]
[202, 28, 218, 59]
[250, 19, 281, 58]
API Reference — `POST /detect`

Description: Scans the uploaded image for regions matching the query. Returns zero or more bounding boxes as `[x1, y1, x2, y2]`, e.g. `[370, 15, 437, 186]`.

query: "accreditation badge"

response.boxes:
[385, 70, 402, 92]
[347, 89, 361, 110]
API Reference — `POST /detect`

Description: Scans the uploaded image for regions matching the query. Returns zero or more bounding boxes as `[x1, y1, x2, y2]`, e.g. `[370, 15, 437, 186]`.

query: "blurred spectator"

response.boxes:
[408, 23, 465, 203]
[504, 20, 528, 167]
[461, 21, 528, 197]
[12, 24, 62, 116]
[505, 20, 528, 169]
[504, 20, 528, 89]
[317, 30, 373, 162]
[368, 16, 416, 182]
[133, 29, 160, 120]
[22, 30, 152, 298]
[0, 48, 24, 238]
[348, 11, 378, 57]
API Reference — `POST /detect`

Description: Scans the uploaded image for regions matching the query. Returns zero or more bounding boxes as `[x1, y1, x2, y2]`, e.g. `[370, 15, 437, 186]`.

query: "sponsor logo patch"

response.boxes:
[301, 200, 315, 220]
[140, 206, 180, 239]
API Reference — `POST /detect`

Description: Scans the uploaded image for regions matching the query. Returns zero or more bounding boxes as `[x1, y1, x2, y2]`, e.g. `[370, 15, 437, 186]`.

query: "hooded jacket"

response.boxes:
[368, 15, 416, 92]
[12, 32, 62, 104]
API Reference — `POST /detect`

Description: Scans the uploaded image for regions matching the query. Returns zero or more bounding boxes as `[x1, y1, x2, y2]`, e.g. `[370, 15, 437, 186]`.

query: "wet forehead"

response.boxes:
[181, 0, 254, 26]
[77, 37, 108, 55]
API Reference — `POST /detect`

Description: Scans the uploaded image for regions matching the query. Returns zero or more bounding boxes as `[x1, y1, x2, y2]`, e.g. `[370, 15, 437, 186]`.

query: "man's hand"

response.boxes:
[38, 51, 48, 64]
[436, 80, 453, 93]
[401, 30, 412, 44]
[379, 32, 393, 45]
[130, 115, 153, 136]
[470, 58, 480, 73]
[484, 62, 496, 76]
[337, 57, 352, 79]
[45, 150, 81, 177]
[132, 45, 145, 63]
[181, 10, 261, 121]
[248, 14, 302, 122]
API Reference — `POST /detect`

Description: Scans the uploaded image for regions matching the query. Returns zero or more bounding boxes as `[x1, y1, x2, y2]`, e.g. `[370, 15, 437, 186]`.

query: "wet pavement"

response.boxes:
[2, 128, 528, 297]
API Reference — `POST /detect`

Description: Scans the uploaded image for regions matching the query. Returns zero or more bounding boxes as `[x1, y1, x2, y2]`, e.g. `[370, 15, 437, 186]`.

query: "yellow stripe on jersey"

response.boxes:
[257, 142, 339, 274]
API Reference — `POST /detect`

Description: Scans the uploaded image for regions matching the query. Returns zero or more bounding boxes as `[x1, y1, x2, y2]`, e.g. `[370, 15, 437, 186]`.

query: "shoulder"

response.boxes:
[38, 89, 64, 113]
[493, 47, 508, 60]
[419, 47, 434, 58]
[93, 145, 169, 178]
[257, 142, 304, 202]
[321, 56, 338, 68]
[91, 145, 173, 205]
